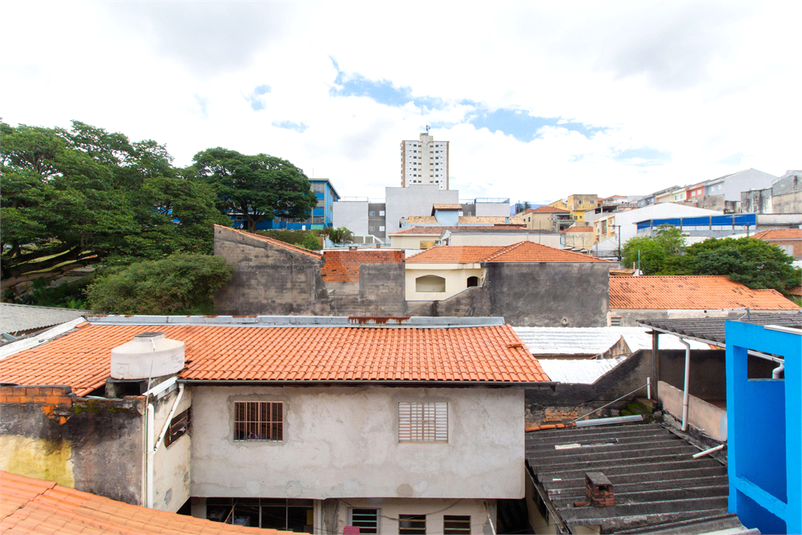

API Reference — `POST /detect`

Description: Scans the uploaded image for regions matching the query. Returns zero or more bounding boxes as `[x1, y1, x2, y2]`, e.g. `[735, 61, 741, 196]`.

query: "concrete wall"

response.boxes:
[405, 265, 485, 301]
[390, 233, 441, 249]
[385, 186, 459, 235]
[0, 385, 145, 505]
[475, 201, 511, 217]
[189, 385, 525, 500]
[332, 201, 368, 236]
[409, 262, 610, 328]
[711, 169, 777, 202]
[447, 233, 561, 248]
[659, 381, 727, 441]
[368, 203, 387, 240]
[152, 387, 192, 512]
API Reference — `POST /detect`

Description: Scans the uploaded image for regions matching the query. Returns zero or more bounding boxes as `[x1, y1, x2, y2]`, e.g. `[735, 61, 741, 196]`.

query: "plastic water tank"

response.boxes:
[110, 332, 185, 380]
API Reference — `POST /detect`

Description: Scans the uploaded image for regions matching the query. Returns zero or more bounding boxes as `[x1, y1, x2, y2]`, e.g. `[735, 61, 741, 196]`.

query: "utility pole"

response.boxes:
[613, 225, 622, 261]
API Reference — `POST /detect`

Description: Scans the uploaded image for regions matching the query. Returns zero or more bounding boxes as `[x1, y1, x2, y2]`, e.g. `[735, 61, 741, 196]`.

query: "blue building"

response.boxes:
[232, 178, 340, 231]
[726, 321, 801, 534]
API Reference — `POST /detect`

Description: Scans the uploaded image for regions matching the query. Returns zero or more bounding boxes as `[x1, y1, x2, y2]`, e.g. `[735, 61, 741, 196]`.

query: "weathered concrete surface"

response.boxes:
[190, 385, 525, 500]
[659, 381, 727, 440]
[0, 386, 145, 505]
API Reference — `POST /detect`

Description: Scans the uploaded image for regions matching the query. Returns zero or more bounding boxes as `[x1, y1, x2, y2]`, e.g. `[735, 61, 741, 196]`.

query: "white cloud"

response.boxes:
[2, 0, 800, 206]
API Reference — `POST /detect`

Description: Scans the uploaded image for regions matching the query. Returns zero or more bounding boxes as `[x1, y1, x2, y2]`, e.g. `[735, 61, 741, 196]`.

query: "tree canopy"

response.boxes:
[191, 148, 317, 232]
[1, 121, 229, 296]
[86, 254, 235, 315]
[621, 226, 800, 294]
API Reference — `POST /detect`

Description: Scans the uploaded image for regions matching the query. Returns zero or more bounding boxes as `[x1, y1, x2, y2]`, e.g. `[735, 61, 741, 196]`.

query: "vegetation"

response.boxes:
[190, 147, 317, 233]
[621, 226, 800, 294]
[86, 254, 234, 314]
[325, 226, 353, 244]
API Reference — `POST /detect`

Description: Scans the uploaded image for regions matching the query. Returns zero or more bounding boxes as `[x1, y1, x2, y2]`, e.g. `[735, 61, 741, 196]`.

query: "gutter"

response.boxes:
[678, 337, 692, 432]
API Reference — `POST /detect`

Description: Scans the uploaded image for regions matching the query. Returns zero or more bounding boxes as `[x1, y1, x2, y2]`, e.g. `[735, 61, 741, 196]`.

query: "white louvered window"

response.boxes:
[398, 402, 447, 442]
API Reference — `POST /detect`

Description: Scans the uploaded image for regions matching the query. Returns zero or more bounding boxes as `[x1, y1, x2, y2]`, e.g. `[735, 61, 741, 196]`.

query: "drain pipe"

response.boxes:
[772, 362, 785, 379]
[679, 338, 691, 432]
[146, 401, 155, 509]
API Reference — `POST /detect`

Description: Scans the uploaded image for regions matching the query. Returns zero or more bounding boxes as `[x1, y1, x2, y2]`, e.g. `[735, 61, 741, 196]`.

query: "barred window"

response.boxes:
[399, 514, 426, 534]
[349, 509, 379, 534]
[444, 515, 471, 534]
[398, 402, 447, 442]
[234, 401, 283, 441]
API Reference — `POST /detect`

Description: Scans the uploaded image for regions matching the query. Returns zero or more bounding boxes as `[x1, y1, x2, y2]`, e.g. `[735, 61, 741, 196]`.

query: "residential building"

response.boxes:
[703, 169, 777, 208]
[0, 315, 549, 534]
[686, 181, 706, 201]
[770, 170, 802, 214]
[609, 275, 800, 326]
[751, 228, 802, 259]
[389, 226, 560, 251]
[565, 194, 598, 223]
[560, 226, 595, 250]
[400, 132, 449, 189]
[654, 186, 686, 204]
[520, 205, 573, 232]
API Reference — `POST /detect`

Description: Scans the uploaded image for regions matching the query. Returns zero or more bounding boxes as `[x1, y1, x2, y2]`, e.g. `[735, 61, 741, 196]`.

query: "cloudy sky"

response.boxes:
[3, 1, 800, 204]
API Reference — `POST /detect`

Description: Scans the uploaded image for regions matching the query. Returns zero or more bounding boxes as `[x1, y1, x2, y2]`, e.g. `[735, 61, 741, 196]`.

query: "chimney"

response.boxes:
[585, 472, 614, 507]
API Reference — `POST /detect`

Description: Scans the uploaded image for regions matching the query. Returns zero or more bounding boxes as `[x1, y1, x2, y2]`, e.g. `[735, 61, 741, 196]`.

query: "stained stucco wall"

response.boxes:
[189, 385, 525, 500]
[152, 388, 193, 512]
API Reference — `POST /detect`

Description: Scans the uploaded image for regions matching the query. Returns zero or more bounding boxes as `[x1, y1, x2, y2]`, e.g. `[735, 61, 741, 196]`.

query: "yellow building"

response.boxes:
[565, 194, 598, 222]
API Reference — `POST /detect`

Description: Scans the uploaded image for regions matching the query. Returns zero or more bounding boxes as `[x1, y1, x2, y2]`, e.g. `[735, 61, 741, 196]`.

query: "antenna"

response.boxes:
[425, 124, 430, 134]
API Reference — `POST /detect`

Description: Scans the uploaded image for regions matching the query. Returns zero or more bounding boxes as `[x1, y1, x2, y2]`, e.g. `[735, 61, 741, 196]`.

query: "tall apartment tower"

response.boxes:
[400, 131, 450, 189]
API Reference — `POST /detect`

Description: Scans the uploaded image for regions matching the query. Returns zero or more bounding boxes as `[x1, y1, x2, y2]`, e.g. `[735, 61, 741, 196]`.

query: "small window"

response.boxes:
[379, 210, 385, 216]
[369, 210, 375, 216]
[610, 316, 622, 327]
[234, 401, 283, 441]
[399, 514, 426, 534]
[444, 515, 471, 534]
[350, 509, 379, 534]
[467, 276, 479, 287]
[370, 226, 375, 232]
[164, 408, 190, 447]
[399, 401, 447, 442]
[415, 274, 445, 291]
[379, 226, 385, 232]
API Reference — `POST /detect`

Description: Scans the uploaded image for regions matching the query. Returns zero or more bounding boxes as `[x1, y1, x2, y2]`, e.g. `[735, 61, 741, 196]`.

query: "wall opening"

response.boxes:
[416, 275, 446, 293]
[467, 276, 479, 287]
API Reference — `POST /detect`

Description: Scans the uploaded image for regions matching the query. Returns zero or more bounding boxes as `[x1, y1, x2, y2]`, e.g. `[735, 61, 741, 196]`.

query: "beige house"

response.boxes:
[561, 226, 596, 250]
[520, 206, 572, 232]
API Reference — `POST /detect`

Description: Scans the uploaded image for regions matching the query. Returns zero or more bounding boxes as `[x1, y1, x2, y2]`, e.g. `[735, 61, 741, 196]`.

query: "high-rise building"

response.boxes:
[400, 131, 449, 189]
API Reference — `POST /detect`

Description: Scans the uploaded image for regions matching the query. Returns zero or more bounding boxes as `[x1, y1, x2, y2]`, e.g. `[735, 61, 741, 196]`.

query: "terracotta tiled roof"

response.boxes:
[390, 225, 528, 236]
[403, 215, 438, 224]
[750, 229, 802, 240]
[532, 206, 569, 213]
[215, 225, 322, 259]
[563, 226, 594, 233]
[321, 250, 404, 282]
[0, 470, 280, 534]
[432, 204, 463, 210]
[610, 275, 802, 310]
[407, 242, 608, 263]
[458, 216, 526, 225]
[0, 323, 549, 395]
[789, 286, 802, 297]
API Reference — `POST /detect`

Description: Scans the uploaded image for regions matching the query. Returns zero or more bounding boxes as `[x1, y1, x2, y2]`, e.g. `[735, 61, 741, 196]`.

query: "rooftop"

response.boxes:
[407, 241, 608, 264]
[750, 228, 802, 241]
[432, 203, 463, 211]
[609, 275, 800, 310]
[638, 312, 802, 347]
[0, 303, 88, 336]
[216, 225, 322, 259]
[390, 225, 527, 236]
[512, 327, 710, 356]
[0, 317, 549, 396]
[526, 423, 731, 532]
[531, 206, 570, 213]
[0, 470, 279, 534]
[563, 226, 595, 233]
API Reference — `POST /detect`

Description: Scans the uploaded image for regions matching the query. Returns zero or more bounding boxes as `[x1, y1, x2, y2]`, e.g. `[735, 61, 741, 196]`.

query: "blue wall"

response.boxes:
[726, 321, 801, 534]
[230, 179, 340, 231]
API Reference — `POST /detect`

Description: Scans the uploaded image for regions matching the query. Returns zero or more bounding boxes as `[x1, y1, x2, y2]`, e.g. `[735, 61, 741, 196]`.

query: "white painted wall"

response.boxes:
[405, 265, 486, 301]
[475, 201, 510, 217]
[190, 385, 524, 500]
[153, 387, 192, 512]
[386, 186, 459, 235]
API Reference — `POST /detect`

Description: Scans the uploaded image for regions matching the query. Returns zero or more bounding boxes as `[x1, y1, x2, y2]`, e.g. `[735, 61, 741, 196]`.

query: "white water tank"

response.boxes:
[110, 332, 185, 380]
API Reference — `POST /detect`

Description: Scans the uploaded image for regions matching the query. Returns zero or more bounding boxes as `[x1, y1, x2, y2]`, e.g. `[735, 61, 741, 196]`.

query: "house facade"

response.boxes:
[0, 315, 549, 534]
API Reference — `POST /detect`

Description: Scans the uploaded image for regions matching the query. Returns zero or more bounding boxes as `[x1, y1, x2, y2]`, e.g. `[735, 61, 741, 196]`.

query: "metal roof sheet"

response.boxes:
[539, 358, 627, 384]
[512, 327, 710, 355]
[0, 303, 88, 335]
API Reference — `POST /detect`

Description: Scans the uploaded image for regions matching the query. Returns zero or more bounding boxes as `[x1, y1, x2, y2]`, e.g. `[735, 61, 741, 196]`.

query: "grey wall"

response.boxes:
[385, 186, 459, 234]
[411, 263, 610, 327]
[475, 201, 511, 217]
[332, 201, 369, 236]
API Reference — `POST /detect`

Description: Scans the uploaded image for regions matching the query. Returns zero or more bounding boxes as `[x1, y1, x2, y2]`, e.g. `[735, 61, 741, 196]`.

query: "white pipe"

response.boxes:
[155, 383, 185, 453]
[146, 402, 155, 509]
[679, 338, 691, 432]
[692, 444, 725, 459]
[772, 363, 785, 379]
[484, 501, 497, 535]
[576, 414, 643, 427]
[647, 377, 651, 400]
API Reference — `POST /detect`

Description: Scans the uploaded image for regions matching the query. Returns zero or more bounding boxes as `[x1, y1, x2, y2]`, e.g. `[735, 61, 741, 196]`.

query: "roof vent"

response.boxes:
[110, 332, 185, 380]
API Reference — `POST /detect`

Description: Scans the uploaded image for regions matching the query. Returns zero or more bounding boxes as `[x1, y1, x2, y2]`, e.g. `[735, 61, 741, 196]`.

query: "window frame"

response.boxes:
[233, 401, 284, 442]
[399, 514, 426, 534]
[164, 408, 190, 447]
[349, 508, 380, 534]
[443, 515, 471, 534]
[398, 401, 448, 443]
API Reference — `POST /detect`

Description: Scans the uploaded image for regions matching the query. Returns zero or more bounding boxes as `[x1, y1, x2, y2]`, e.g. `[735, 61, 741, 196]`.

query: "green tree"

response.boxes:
[301, 232, 322, 250]
[325, 226, 353, 244]
[190, 148, 317, 232]
[86, 254, 234, 314]
[661, 236, 800, 294]
[621, 225, 685, 274]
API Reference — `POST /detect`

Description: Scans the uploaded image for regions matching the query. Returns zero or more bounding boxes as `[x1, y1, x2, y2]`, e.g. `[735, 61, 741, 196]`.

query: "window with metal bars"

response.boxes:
[234, 401, 283, 441]
[399, 514, 426, 534]
[349, 508, 379, 534]
[443, 515, 471, 534]
[398, 401, 447, 442]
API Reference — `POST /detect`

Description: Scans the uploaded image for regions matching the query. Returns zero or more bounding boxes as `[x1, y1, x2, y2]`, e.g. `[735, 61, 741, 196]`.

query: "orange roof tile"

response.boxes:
[391, 225, 527, 236]
[531, 206, 569, 213]
[407, 242, 608, 263]
[321, 250, 404, 282]
[789, 286, 802, 296]
[563, 226, 594, 233]
[0, 324, 549, 395]
[750, 229, 802, 241]
[215, 225, 322, 259]
[432, 204, 463, 210]
[610, 275, 802, 310]
[0, 470, 283, 535]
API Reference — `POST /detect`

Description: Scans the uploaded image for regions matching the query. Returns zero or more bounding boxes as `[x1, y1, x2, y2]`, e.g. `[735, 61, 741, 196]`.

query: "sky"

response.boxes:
[3, 1, 800, 204]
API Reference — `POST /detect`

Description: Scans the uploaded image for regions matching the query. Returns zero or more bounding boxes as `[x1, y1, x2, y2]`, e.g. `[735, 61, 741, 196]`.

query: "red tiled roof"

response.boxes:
[610, 275, 802, 310]
[321, 250, 404, 282]
[0, 470, 281, 534]
[215, 225, 322, 259]
[432, 204, 463, 210]
[0, 324, 549, 395]
[391, 225, 527, 236]
[789, 286, 802, 296]
[563, 226, 594, 233]
[750, 229, 802, 240]
[531, 206, 569, 213]
[407, 242, 608, 263]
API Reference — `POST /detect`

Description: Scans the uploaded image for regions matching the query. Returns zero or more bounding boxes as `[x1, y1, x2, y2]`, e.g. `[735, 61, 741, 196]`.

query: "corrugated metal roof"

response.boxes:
[512, 327, 710, 356]
[539, 358, 626, 384]
[639, 312, 802, 346]
[0, 303, 88, 335]
[526, 423, 731, 533]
